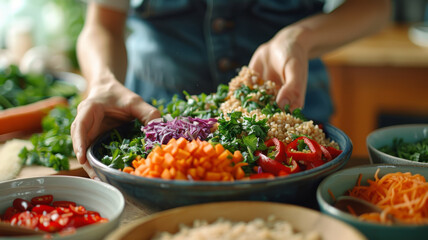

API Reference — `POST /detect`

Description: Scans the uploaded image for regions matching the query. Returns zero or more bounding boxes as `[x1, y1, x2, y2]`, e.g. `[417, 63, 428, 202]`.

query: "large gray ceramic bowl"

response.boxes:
[367, 124, 428, 166]
[87, 121, 352, 212]
[317, 164, 428, 240]
[0, 176, 125, 240]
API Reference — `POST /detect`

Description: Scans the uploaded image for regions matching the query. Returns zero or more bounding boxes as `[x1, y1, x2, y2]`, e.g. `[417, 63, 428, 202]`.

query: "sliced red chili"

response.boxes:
[32, 205, 55, 215]
[70, 205, 86, 215]
[285, 136, 322, 163]
[10, 211, 38, 229]
[264, 138, 287, 163]
[12, 198, 33, 211]
[31, 194, 53, 205]
[83, 212, 101, 225]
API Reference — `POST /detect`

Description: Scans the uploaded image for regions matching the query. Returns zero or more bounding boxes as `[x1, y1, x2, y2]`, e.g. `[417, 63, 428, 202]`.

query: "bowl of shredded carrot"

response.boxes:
[316, 164, 428, 240]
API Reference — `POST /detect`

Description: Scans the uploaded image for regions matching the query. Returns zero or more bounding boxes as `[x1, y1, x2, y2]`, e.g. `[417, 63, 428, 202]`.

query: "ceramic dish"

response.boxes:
[367, 124, 428, 166]
[316, 164, 428, 240]
[0, 176, 125, 240]
[87, 121, 352, 211]
[106, 201, 367, 240]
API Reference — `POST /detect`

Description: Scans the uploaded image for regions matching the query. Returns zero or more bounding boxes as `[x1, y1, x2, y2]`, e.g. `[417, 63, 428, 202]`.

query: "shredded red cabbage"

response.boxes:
[142, 117, 217, 150]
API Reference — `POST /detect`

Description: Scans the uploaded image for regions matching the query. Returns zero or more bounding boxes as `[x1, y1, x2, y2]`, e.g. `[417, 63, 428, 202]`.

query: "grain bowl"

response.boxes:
[87, 121, 352, 211]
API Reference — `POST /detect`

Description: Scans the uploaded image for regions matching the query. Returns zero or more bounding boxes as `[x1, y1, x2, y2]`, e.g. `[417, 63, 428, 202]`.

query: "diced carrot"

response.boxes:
[126, 138, 246, 182]
[201, 161, 212, 170]
[122, 166, 134, 174]
[175, 170, 187, 180]
[205, 172, 222, 181]
[232, 151, 243, 163]
[149, 170, 161, 178]
[169, 167, 177, 178]
[151, 153, 164, 165]
[185, 140, 199, 153]
[203, 143, 216, 157]
[164, 152, 175, 166]
[218, 150, 233, 162]
[176, 149, 191, 159]
[234, 167, 245, 180]
[215, 144, 225, 155]
[176, 137, 187, 149]
[161, 169, 172, 180]
[188, 168, 198, 180]
[196, 166, 206, 178]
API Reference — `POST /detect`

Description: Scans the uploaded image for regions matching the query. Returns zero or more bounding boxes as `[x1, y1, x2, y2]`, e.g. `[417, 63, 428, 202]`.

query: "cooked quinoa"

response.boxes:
[220, 67, 338, 148]
[151, 215, 321, 240]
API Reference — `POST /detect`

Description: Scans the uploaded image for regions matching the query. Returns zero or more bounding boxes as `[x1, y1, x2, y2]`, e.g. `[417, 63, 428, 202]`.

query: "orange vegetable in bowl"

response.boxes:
[124, 137, 245, 181]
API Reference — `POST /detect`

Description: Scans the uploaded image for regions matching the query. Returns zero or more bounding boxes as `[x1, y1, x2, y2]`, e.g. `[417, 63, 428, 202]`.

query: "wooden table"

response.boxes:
[323, 23, 428, 158]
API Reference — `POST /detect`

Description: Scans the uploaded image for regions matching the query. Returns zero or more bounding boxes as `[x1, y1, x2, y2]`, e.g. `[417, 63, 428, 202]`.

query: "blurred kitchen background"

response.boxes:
[0, 0, 427, 159]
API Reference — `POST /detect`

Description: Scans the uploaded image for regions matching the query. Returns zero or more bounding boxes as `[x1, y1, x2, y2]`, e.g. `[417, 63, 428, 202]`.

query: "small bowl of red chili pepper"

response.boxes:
[0, 176, 124, 239]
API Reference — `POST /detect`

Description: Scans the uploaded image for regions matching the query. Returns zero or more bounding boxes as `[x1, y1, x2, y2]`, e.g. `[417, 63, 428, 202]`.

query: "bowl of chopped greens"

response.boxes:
[367, 124, 428, 166]
[87, 67, 352, 211]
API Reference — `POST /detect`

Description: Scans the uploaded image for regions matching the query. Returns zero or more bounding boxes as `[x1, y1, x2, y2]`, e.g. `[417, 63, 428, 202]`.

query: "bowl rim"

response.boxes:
[366, 124, 428, 165]
[316, 163, 428, 229]
[0, 175, 125, 213]
[87, 122, 353, 187]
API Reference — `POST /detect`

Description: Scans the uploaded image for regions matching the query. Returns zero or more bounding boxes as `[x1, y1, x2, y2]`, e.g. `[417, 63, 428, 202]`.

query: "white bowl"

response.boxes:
[0, 176, 125, 240]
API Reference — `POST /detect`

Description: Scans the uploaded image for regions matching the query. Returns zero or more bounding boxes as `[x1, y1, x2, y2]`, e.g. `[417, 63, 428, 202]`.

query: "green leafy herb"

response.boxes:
[210, 111, 269, 169]
[0, 65, 79, 110]
[19, 98, 80, 171]
[378, 137, 428, 163]
[100, 121, 148, 169]
[154, 84, 229, 119]
[234, 85, 281, 116]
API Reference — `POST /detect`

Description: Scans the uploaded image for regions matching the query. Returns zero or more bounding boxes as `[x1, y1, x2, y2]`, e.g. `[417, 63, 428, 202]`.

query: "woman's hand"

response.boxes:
[70, 76, 161, 179]
[249, 27, 309, 111]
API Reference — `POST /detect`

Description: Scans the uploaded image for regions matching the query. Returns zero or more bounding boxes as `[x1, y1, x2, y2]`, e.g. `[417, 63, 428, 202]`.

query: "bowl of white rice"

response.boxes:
[105, 201, 366, 240]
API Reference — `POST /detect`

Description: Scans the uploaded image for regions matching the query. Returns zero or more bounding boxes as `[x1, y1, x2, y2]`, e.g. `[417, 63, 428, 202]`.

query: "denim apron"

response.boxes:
[125, 0, 333, 123]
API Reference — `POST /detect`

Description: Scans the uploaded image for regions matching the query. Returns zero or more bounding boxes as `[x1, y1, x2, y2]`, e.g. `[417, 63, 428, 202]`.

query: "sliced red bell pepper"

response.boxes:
[285, 136, 322, 163]
[264, 138, 286, 163]
[285, 157, 301, 174]
[319, 144, 332, 162]
[255, 151, 290, 176]
[325, 146, 343, 159]
[255, 151, 301, 176]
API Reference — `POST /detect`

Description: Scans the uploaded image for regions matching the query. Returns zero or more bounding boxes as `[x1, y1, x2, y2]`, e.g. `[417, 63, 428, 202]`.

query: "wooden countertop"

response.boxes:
[323, 23, 428, 67]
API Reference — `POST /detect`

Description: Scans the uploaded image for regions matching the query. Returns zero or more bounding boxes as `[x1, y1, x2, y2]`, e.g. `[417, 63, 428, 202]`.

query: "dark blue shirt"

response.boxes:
[125, 0, 333, 122]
